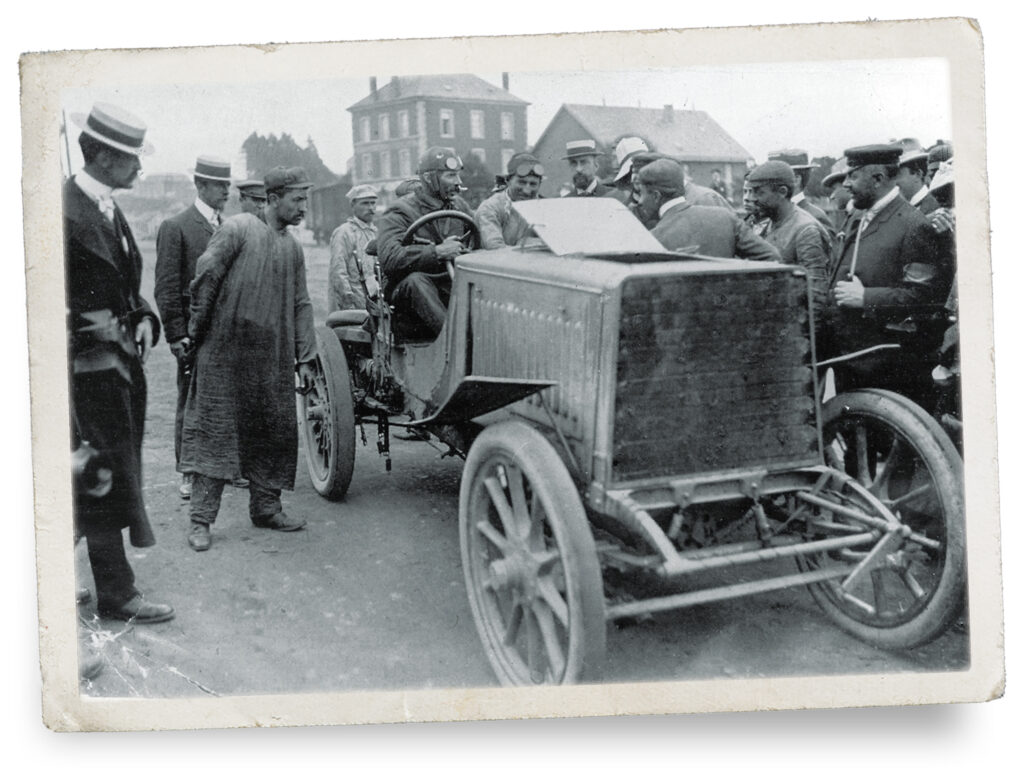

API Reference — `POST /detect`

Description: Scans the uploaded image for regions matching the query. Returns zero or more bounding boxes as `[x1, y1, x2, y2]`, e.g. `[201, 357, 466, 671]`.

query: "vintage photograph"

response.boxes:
[20, 18, 1002, 730]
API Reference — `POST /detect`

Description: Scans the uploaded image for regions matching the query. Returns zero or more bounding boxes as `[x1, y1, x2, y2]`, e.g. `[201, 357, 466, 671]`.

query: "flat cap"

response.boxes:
[747, 160, 797, 189]
[928, 143, 954, 164]
[263, 166, 314, 192]
[636, 158, 686, 195]
[346, 183, 378, 201]
[844, 144, 903, 169]
[235, 179, 267, 199]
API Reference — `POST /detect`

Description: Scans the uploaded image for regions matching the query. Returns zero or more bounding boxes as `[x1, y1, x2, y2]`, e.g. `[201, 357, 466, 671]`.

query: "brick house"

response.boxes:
[347, 74, 529, 198]
[531, 104, 752, 203]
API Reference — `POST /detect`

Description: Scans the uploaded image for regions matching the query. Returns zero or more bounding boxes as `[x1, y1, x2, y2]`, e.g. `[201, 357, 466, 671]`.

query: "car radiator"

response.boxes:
[612, 270, 819, 482]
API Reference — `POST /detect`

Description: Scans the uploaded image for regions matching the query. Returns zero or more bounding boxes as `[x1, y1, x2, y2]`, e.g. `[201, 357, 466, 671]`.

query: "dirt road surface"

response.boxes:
[76, 238, 968, 699]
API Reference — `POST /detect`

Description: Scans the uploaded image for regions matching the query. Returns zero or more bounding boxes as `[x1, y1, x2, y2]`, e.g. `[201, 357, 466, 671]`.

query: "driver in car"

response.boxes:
[376, 147, 475, 337]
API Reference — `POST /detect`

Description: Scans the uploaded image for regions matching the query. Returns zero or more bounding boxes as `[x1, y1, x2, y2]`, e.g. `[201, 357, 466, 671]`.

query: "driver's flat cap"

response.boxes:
[264, 166, 314, 193]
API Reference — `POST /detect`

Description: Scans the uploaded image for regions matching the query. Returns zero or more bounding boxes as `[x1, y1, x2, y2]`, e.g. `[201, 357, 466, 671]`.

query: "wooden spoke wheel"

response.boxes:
[297, 327, 355, 500]
[799, 389, 965, 649]
[459, 421, 606, 685]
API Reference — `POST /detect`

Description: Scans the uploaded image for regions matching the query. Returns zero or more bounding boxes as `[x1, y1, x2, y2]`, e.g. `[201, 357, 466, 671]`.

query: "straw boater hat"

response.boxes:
[821, 158, 850, 189]
[189, 156, 232, 182]
[898, 148, 930, 171]
[70, 102, 153, 156]
[562, 139, 601, 160]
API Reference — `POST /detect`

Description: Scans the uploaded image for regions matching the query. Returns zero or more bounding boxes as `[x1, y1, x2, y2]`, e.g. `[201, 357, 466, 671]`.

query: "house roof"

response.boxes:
[349, 74, 529, 111]
[540, 104, 751, 162]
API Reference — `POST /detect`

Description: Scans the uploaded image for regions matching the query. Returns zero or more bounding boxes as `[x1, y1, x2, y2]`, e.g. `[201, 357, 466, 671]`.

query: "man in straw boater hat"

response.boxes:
[823, 144, 951, 408]
[894, 147, 941, 215]
[180, 167, 318, 551]
[560, 139, 611, 198]
[65, 103, 175, 636]
[767, 149, 836, 240]
[155, 155, 235, 500]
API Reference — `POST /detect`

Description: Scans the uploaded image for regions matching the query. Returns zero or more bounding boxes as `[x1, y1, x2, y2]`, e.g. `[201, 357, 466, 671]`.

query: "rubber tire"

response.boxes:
[804, 388, 965, 649]
[459, 421, 606, 685]
[298, 327, 355, 500]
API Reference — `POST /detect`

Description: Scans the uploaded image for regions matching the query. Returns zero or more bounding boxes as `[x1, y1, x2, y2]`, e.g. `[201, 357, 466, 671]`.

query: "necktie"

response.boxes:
[97, 196, 116, 222]
[214, 212, 222, 229]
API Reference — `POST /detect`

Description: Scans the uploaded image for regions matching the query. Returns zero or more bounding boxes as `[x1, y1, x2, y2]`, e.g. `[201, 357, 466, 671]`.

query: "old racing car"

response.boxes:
[297, 197, 964, 687]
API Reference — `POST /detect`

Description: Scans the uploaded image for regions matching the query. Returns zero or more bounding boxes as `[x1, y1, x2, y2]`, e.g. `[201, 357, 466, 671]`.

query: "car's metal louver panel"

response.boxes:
[469, 289, 594, 439]
[613, 271, 818, 482]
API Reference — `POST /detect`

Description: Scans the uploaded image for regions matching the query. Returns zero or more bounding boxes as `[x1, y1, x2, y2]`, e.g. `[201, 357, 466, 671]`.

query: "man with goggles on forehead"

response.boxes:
[376, 146, 475, 337]
[475, 152, 544, 250]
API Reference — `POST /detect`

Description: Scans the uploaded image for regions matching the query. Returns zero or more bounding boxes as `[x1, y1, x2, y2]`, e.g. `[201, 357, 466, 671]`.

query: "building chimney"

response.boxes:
[370, 76, 378, 100]
[663, 104, 674, 123]
[391, 75, 400, 97]
[502, 72, 509, 91]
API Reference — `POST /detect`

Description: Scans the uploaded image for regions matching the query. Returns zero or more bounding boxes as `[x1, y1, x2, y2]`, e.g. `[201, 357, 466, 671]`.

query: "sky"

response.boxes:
[60, 58, 951, 179]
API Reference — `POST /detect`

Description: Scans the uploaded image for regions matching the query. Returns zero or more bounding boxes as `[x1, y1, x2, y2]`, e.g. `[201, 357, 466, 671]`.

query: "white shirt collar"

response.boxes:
[75, 170, 114, 204]
[659, 196, 688, 218]
[865, 186, 900, 221]
[576, 177, 598, 195]
[790, 190, 806, 205]
[194, 197, 219, 225]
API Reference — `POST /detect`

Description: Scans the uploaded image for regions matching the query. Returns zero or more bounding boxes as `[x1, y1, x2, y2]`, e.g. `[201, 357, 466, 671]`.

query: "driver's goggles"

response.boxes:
[443, 156, 462, 170]
[511, 162, 544, 178]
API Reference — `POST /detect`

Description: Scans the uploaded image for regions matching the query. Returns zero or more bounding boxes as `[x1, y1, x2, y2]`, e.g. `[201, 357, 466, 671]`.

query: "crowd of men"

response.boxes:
[65, 99, 956, 680]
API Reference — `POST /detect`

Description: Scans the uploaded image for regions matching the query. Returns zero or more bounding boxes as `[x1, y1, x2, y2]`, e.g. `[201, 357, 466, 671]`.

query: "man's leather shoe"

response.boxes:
[99, 595, 175, 624]
[187, 522, 211, 551]
[252, 512, 306, 531]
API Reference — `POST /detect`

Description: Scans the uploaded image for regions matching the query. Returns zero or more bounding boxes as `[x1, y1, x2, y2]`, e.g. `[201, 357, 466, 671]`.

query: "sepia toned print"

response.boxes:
[21, 19, 1001, 730]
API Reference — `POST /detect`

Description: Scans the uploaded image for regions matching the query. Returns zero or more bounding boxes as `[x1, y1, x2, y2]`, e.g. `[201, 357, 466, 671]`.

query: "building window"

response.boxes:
[398, 148, 411, 177]
[359, 116, 371, 143]
[398, 110, 409, 137]
[439, 108, 454, 138]
[501, 112, 515, 141]
[362, 153, 373, 179]
[379, 113, 390, 141]
[471, 148, 486, 164]
[501, 148, 516, 171]
[380, 150, 392, 179]
[470, 110, 485, 139]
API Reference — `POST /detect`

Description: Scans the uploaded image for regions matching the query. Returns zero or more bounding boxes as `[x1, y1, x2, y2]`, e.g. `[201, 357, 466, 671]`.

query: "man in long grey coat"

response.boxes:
[181, 166, 318, 551]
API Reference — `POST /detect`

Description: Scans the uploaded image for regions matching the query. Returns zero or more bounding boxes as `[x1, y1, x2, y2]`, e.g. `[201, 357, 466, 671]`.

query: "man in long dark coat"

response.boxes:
[65, 102, 174, 625]
[181, 167, 317, 551]
[155, 155, 232, 500]
[824, 144, 948, 407]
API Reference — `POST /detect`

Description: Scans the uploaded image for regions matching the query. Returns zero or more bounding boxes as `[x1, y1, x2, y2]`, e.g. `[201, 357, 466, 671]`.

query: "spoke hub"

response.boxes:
[488, 546, 541, 597]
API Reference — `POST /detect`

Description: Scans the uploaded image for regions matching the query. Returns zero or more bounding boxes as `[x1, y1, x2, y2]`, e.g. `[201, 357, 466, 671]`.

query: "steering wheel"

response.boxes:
[401, 210, 481, 278]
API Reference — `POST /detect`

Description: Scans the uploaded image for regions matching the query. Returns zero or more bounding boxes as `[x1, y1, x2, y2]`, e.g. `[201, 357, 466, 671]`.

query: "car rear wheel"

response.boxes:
[298, 327, 355, 500]
[798, 389, 965, 649]
[459, 421, 606, 685]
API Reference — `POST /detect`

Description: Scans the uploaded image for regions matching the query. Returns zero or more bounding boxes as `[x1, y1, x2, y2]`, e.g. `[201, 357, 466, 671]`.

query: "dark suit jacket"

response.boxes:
[913, 191, 941, 215]
[650, 201, 779, 261]
[563, 180, 612, 198]
[797, 197, 837, 242]
[826, 193, 946, 359]
[155, 204, 215, 342]
[64, 177, 158, 546]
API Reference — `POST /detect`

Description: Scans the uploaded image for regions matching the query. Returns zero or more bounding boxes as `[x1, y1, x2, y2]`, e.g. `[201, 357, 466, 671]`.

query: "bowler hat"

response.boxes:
[346, 184, 378, 201]
[562, 139, 601, 160]
[190, 155, 232, 182]
[235, 179, 267, 200]
[70, 102, 153, 156]
[747, 160, 797, 189]
[264, 166, 314, 193]
[767, 149, 818, 170]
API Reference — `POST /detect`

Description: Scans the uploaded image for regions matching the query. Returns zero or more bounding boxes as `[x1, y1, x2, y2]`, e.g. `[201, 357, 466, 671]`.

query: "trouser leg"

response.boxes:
[389, 272, 450, 335]
[247, 467, 282, 523]
[174, 357, 189, 468]
[189, 474, 226, 525]
[84, 524, 137, 612]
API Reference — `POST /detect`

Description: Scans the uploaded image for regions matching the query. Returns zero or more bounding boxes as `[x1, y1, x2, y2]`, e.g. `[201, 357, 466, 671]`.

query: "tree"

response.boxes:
[241, 132, 339, 185]
[460, 152, 496, 209]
